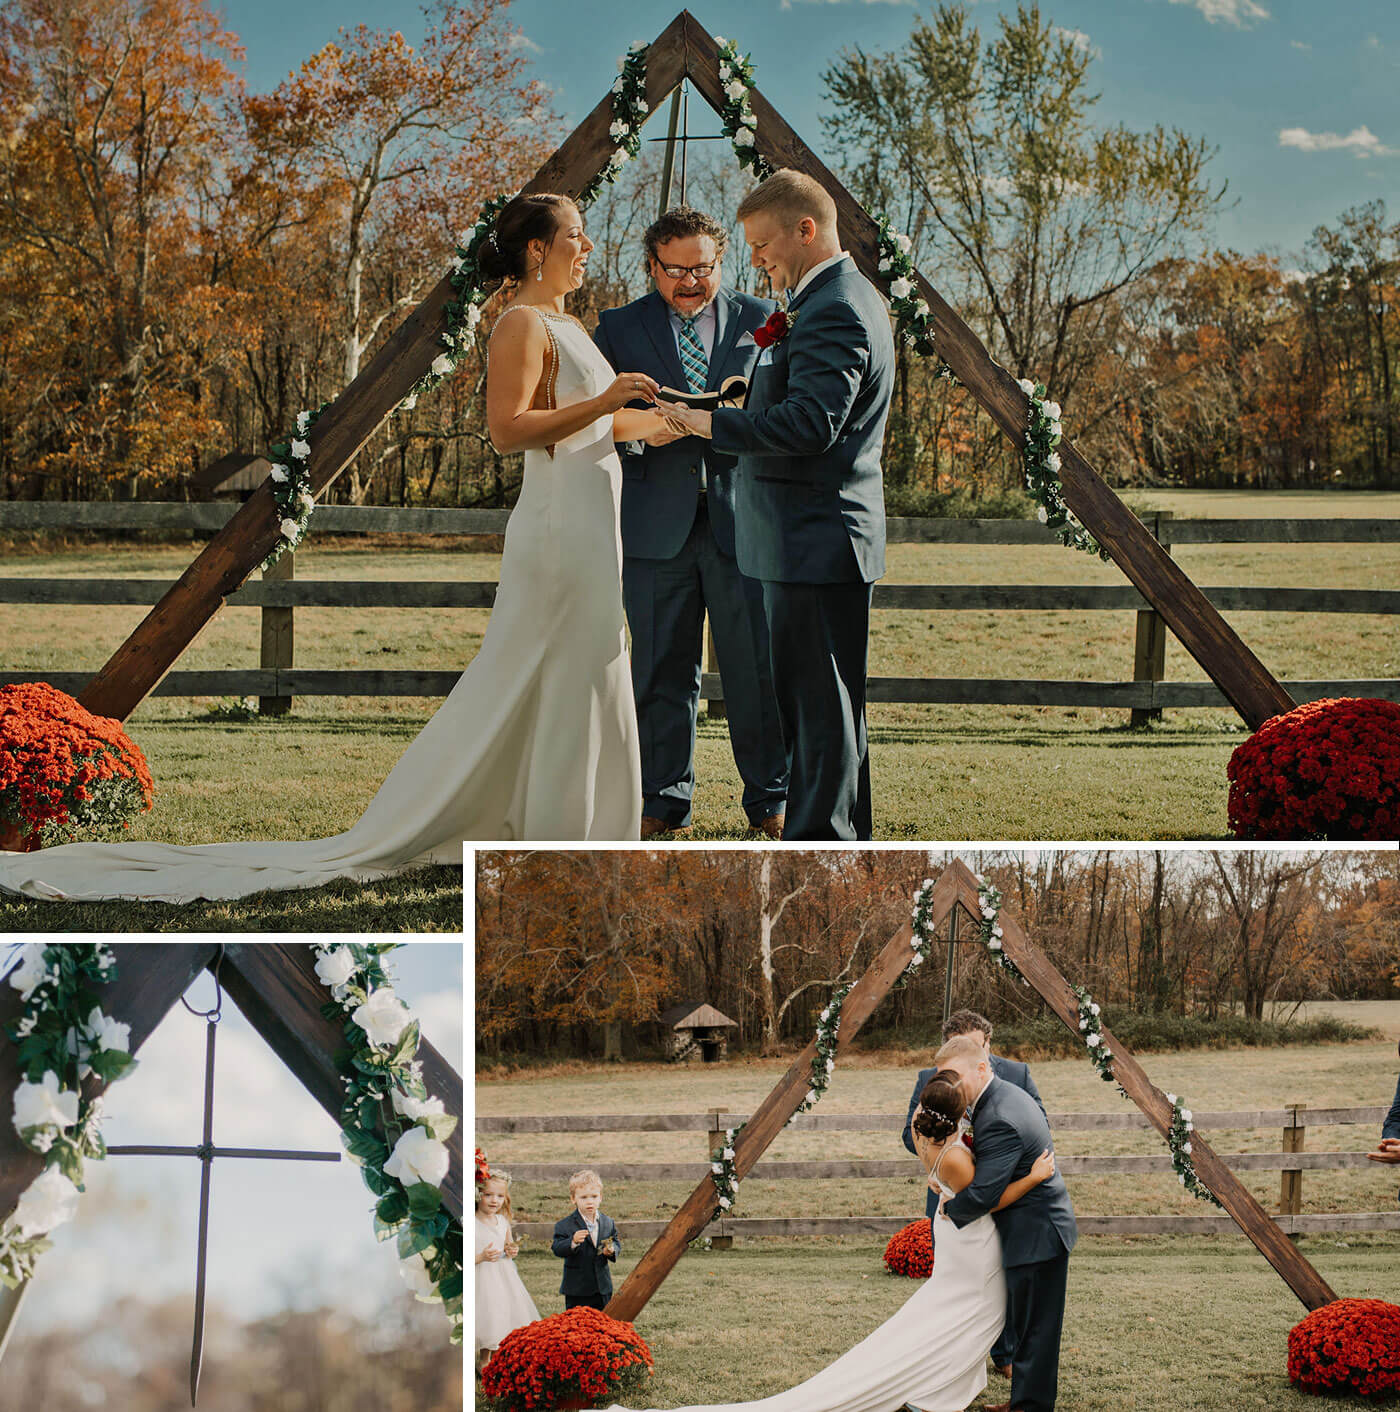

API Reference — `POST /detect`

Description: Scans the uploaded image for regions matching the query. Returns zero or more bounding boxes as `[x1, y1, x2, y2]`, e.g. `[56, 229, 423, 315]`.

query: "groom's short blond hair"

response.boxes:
[934, 1034, 987, 1068]
[736, 169, 837, 233]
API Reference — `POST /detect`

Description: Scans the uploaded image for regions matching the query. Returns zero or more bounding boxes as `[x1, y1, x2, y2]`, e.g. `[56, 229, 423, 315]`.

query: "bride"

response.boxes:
[0, 193, 676, 903]
[610, 1071, 1055, 1412]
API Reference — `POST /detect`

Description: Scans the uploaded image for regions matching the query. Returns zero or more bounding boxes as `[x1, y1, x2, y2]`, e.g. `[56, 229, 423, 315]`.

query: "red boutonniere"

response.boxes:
[961, 1130, 974, 1152]
[752, 307, 796, 348]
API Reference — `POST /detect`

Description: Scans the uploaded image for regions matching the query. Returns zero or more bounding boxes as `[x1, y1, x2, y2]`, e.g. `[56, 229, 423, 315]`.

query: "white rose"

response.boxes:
[1045, 401, 1061, 419]
[7, 944, 48, 998]
[1018, 377, 1036, 395]
[719, 63, 731, 79]
[315, 946, 357, 992]
[878, 257, 892, 272]
[910, 953, 924, 966]
[296, 411, 310, 434]
[718, 1195, 731, 1209]
[1049, 420, 1062, 437]
[1090, 1002, 1100, 1015]
[14, 1072, 79, 1136]
[825, 1057, 834, 1072]
[290, 438, 310, 460]
[1166, 1093, 1177, 1105]
[981, 904, 995, 919]
[280, 518, 300, 541]
[85, 1007, 129, 1054]
[805, 1088, 818, 1105]
[711, 1161, 723, 1174]
[398, 1250, 435, 1296]
[612, 77, 624, 94]
[630, 39, 646, 51]
[616, 55, 626, 72]
[989, 939, 1002, 951]
[896, 233, 913, 253]
[391, 1090, 446, 1125]
[734, 128, 754, 148]
[400, 393, 418, 412]
[610, 120, 629, 140]
[269, 464, 288, 483]
[1186, 1120, 1195, 1132]
[352, 988, 413, 1048]
[298, 490, 315, 511]
[1179, 1174, 1187, 1186]
[1079, 1017, 1088, 1029]
[383, 1125, 450, 1188]
[889, 277, 912, 299]
[741, 110, 756, 128]
[725, 80, 745, 100]
[991, 923, 1003, 937]
[1183, 1141, 1192, 1154]
[637, 99, 649, 113]
[1085, 1033, 1101, 1048]
[11, 1167, 81, 1237]
[450, 256, 463, 273]
[715, 35, 727, 45]
[430, 353, 454, 377]
[914, 299, 930, 317]
[1181, 1109, 1192, 1123]
[1037, 506, 1048, 523]
[1046, 452, 1062, 472]
[820, 1008, 830, 1021]
[722, 1146, 735, 1160]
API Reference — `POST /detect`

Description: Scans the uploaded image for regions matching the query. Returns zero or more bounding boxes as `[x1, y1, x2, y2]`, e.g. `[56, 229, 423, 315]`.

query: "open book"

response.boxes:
[656, 375, 749, 411]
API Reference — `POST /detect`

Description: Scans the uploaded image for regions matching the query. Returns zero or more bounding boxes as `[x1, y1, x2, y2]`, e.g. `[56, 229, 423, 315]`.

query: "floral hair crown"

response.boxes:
[475, 1145, 491, 1186]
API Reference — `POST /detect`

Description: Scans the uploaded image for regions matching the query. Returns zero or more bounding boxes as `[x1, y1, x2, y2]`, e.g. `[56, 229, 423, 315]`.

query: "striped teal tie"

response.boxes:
[678, 316, 709, 393]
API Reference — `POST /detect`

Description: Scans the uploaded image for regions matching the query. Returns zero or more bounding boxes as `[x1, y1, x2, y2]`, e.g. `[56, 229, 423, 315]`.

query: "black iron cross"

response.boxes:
[107, 955, 340, 1407]
[649, 81, 729, 216]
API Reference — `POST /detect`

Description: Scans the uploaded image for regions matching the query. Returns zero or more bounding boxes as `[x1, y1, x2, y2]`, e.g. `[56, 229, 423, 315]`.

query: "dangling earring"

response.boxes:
[536, 263, 544, 282]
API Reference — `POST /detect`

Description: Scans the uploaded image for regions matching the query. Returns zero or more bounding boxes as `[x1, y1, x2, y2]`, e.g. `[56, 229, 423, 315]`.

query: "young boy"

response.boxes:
[551, 1168, 621, 1310]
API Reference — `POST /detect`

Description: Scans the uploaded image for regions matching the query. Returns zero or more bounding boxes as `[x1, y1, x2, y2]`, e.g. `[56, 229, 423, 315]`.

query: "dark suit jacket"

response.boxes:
[711, 255, 894, 585]
[903, 1056, 1045, 1219]
[942, 1077, 1078, 1268]
[551, 1209, 620, 1298]
[1385, 1073, 1400, 1141]
[594, 288, 774, 561]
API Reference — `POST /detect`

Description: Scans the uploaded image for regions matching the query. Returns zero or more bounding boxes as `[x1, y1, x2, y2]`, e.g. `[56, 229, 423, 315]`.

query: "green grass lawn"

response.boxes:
[2, 491, 1396, 841]
[477, 1012, 1400, 1408]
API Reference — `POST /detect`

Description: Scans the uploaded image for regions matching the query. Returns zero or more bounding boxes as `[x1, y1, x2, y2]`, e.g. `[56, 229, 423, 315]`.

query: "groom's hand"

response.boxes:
[658, 401, 713, 439]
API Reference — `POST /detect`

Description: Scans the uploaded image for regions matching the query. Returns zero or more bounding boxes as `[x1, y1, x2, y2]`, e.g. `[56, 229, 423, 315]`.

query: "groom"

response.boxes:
[660, 169, 895, 839]
[936, 1035, 1077, 1412]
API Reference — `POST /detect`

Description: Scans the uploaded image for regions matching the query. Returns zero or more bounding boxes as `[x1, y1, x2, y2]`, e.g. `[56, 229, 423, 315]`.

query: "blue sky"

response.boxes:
[215, 0, 1399, 262]
[5, 942, 462, 1342]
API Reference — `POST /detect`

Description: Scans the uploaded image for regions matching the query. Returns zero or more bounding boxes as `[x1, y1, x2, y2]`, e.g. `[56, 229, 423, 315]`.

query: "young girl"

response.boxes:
[476, 1171, 541, 1362]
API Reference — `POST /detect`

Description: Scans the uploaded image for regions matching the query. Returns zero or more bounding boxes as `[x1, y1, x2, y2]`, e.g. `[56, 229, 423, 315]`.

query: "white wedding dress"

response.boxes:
[0, 307, 642, 903]
[611, 1155, 1006, 1412]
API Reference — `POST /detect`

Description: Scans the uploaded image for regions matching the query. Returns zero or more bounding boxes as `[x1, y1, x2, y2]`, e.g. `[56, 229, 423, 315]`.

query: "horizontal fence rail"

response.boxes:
[482, 1105, 1396, 1243]
[3, 505, 1394, 714]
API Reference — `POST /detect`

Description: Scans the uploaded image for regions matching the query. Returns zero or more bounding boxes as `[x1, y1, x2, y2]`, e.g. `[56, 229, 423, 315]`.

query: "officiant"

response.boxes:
[595, 206, 787, 839]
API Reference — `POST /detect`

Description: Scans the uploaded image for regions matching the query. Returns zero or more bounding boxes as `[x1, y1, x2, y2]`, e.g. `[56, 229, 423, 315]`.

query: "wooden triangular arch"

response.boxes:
[77, 10, 1294, 732]
[0, 942, 464, 1234]
[605, 858, 1336, 1324]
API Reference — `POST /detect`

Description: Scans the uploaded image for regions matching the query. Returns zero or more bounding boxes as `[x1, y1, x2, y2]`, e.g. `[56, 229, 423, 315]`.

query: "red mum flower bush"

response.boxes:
[0, 682, 154, 851]
[1287, 1297, 1400, 1398]
[481, 1305, 654, 1412]
[883, 1218, 933, 1278]
[1227, 697, 1400, 840]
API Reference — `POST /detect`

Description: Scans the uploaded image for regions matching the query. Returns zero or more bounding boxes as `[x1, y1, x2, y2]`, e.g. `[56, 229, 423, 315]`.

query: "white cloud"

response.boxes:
[1278, 124, 1394, 157]
[508, 32, 542, 53]
[1366, 34, 1381, 50]
[1167, 0, 1270, 27]
[1052, 26, 1102, 58]
[1290, 40, 1311, 51]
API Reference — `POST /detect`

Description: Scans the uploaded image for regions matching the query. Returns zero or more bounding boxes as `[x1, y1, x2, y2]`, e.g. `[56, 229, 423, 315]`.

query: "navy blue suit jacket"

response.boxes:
[551, 1210, 620, 1298]
[942, 1077, 1078, 1268]
[711, 256, 894, 585]
[903, 1056, 1045, 1219]
[1385, 1073, 1400, 1141]
[594, 288, 774, 561]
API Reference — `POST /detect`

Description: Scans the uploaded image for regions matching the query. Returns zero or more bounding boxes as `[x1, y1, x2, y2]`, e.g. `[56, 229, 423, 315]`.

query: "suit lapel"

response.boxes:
[641, 291, 688, 391]
[787, 254, 853, 315]
[707, 291, 742, 389]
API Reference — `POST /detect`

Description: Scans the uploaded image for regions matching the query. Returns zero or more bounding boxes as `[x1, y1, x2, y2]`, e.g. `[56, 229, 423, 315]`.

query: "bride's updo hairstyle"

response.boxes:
[476, 193, 576, 292]
[911, 1070, 963, 1142]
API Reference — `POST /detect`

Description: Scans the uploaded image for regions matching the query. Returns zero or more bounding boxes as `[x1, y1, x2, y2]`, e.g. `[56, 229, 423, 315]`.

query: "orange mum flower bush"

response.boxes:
[1287, 1297, 1400, 1398]
[883, 1218, 934, 1279]
[481, 1306, 654, 1412]
[0, 683, 154, 850]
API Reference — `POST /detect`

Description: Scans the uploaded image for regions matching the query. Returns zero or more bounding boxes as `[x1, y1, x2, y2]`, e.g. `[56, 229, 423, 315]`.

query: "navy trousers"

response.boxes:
[622, 499, 787, 828]
[760, 578, 873, 840]
[1005, 1247, 1070, 1412]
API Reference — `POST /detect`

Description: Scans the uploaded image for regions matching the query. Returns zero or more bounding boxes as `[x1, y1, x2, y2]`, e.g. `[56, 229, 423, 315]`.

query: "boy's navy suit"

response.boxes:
[551, 1209, 621, 1307]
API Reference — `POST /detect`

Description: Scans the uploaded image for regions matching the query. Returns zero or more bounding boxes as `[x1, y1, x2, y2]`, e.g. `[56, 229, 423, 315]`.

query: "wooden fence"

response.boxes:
[2, 503, 1396, 722]
[477, 1104, 1400, 1242]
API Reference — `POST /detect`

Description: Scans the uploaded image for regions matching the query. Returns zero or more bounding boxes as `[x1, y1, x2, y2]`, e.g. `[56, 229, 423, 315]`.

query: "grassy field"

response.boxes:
[3, 491, 1395, 843]
[477, 1007, 1400, 1408]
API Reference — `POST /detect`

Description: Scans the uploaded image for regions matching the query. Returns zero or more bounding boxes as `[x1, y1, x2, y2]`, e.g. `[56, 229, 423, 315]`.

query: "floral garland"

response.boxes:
[1, 944, 135, 1289]
[709, 1128, 740, 1215]
[578, 42, 651, 207]
[1016, 378, 1106, 559]
[261, 404, 326, 570]
[896, 878, 938, 990]
[312, 943, 463, 1343]
[874, 216, 953, 378]
[976, 880, 1028, 984]
[1071, 982, 1115, 1083]
[714, 39, 771, 180]
[1164, 1090, 1221, 1207]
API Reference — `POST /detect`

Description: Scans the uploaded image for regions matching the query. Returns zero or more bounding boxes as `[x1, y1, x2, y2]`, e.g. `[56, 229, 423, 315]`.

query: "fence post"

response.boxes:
[259, 550, 294, 716]
[1130, 511, 1173, 727]
[706, 1108, 734, 1249]
[1281, 1102, 1305, 1232]
[704, 615, 725, 720]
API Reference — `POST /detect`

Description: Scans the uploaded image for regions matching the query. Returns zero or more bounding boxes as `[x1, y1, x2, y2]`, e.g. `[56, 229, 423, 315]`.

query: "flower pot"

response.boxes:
[0, 819, 37, 852]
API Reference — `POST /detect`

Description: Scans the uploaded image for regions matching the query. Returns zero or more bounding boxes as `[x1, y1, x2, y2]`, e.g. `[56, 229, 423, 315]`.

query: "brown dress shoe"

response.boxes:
[995, 1364, 1013, 1377]
[640, 816, 691, 840]
[754, 814, 785, 839]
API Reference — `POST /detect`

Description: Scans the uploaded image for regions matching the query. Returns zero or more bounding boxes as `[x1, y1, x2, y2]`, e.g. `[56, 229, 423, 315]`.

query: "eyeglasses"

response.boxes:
[656, 263, 717, 280]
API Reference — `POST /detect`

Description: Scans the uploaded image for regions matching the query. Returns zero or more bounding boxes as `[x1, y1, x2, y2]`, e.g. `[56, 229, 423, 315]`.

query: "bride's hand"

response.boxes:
[599, 373, 661, 412]
[1030, 1147, 1055, 1184]
[657, 401, 713, 439]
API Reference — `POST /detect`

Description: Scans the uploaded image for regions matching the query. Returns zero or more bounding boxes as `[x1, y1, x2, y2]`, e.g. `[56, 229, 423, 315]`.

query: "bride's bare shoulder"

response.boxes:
[940, 1142, 975, 1186]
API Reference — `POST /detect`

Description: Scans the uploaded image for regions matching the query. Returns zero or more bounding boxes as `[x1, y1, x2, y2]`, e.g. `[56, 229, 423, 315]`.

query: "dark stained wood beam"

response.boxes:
[0, 945, 218, 1218]
[77, 14, 692, 722]
[938, 858, 1336, 1311]
[218, 945, 464, 1220]
[605, 868, 962, 1323]
[680, 13, 1294, 732]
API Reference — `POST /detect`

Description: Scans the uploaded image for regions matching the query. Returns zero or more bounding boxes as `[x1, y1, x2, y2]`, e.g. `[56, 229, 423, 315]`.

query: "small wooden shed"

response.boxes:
[658, 1002, 737, 1064]
[189, 452, 273, 502]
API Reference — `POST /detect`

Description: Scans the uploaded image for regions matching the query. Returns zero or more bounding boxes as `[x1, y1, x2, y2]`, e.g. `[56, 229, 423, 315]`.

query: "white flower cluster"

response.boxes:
[789, 983, 852, 1121]
[262, 407, 319, 570]
[714, 39, 770, 176]
[1071, 983, 1115, 1083]
[1015, 378, 1105, 559]
[310, 945, 460, 1327]
[1165, 1091, 1222, 1206]
[579, 43, 650, 205]
[875, 216, 951, 378]
[900, 878, 937, 987]
[1, 945, 131, 1290]
[976, 880, 1027, 983]
[709, 1126, 741, 1214]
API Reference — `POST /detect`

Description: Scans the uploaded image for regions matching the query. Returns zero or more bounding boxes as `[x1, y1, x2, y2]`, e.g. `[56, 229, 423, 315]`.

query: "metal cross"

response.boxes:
[107, 952, 340, 1407]
[650, 81, 729, 217]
